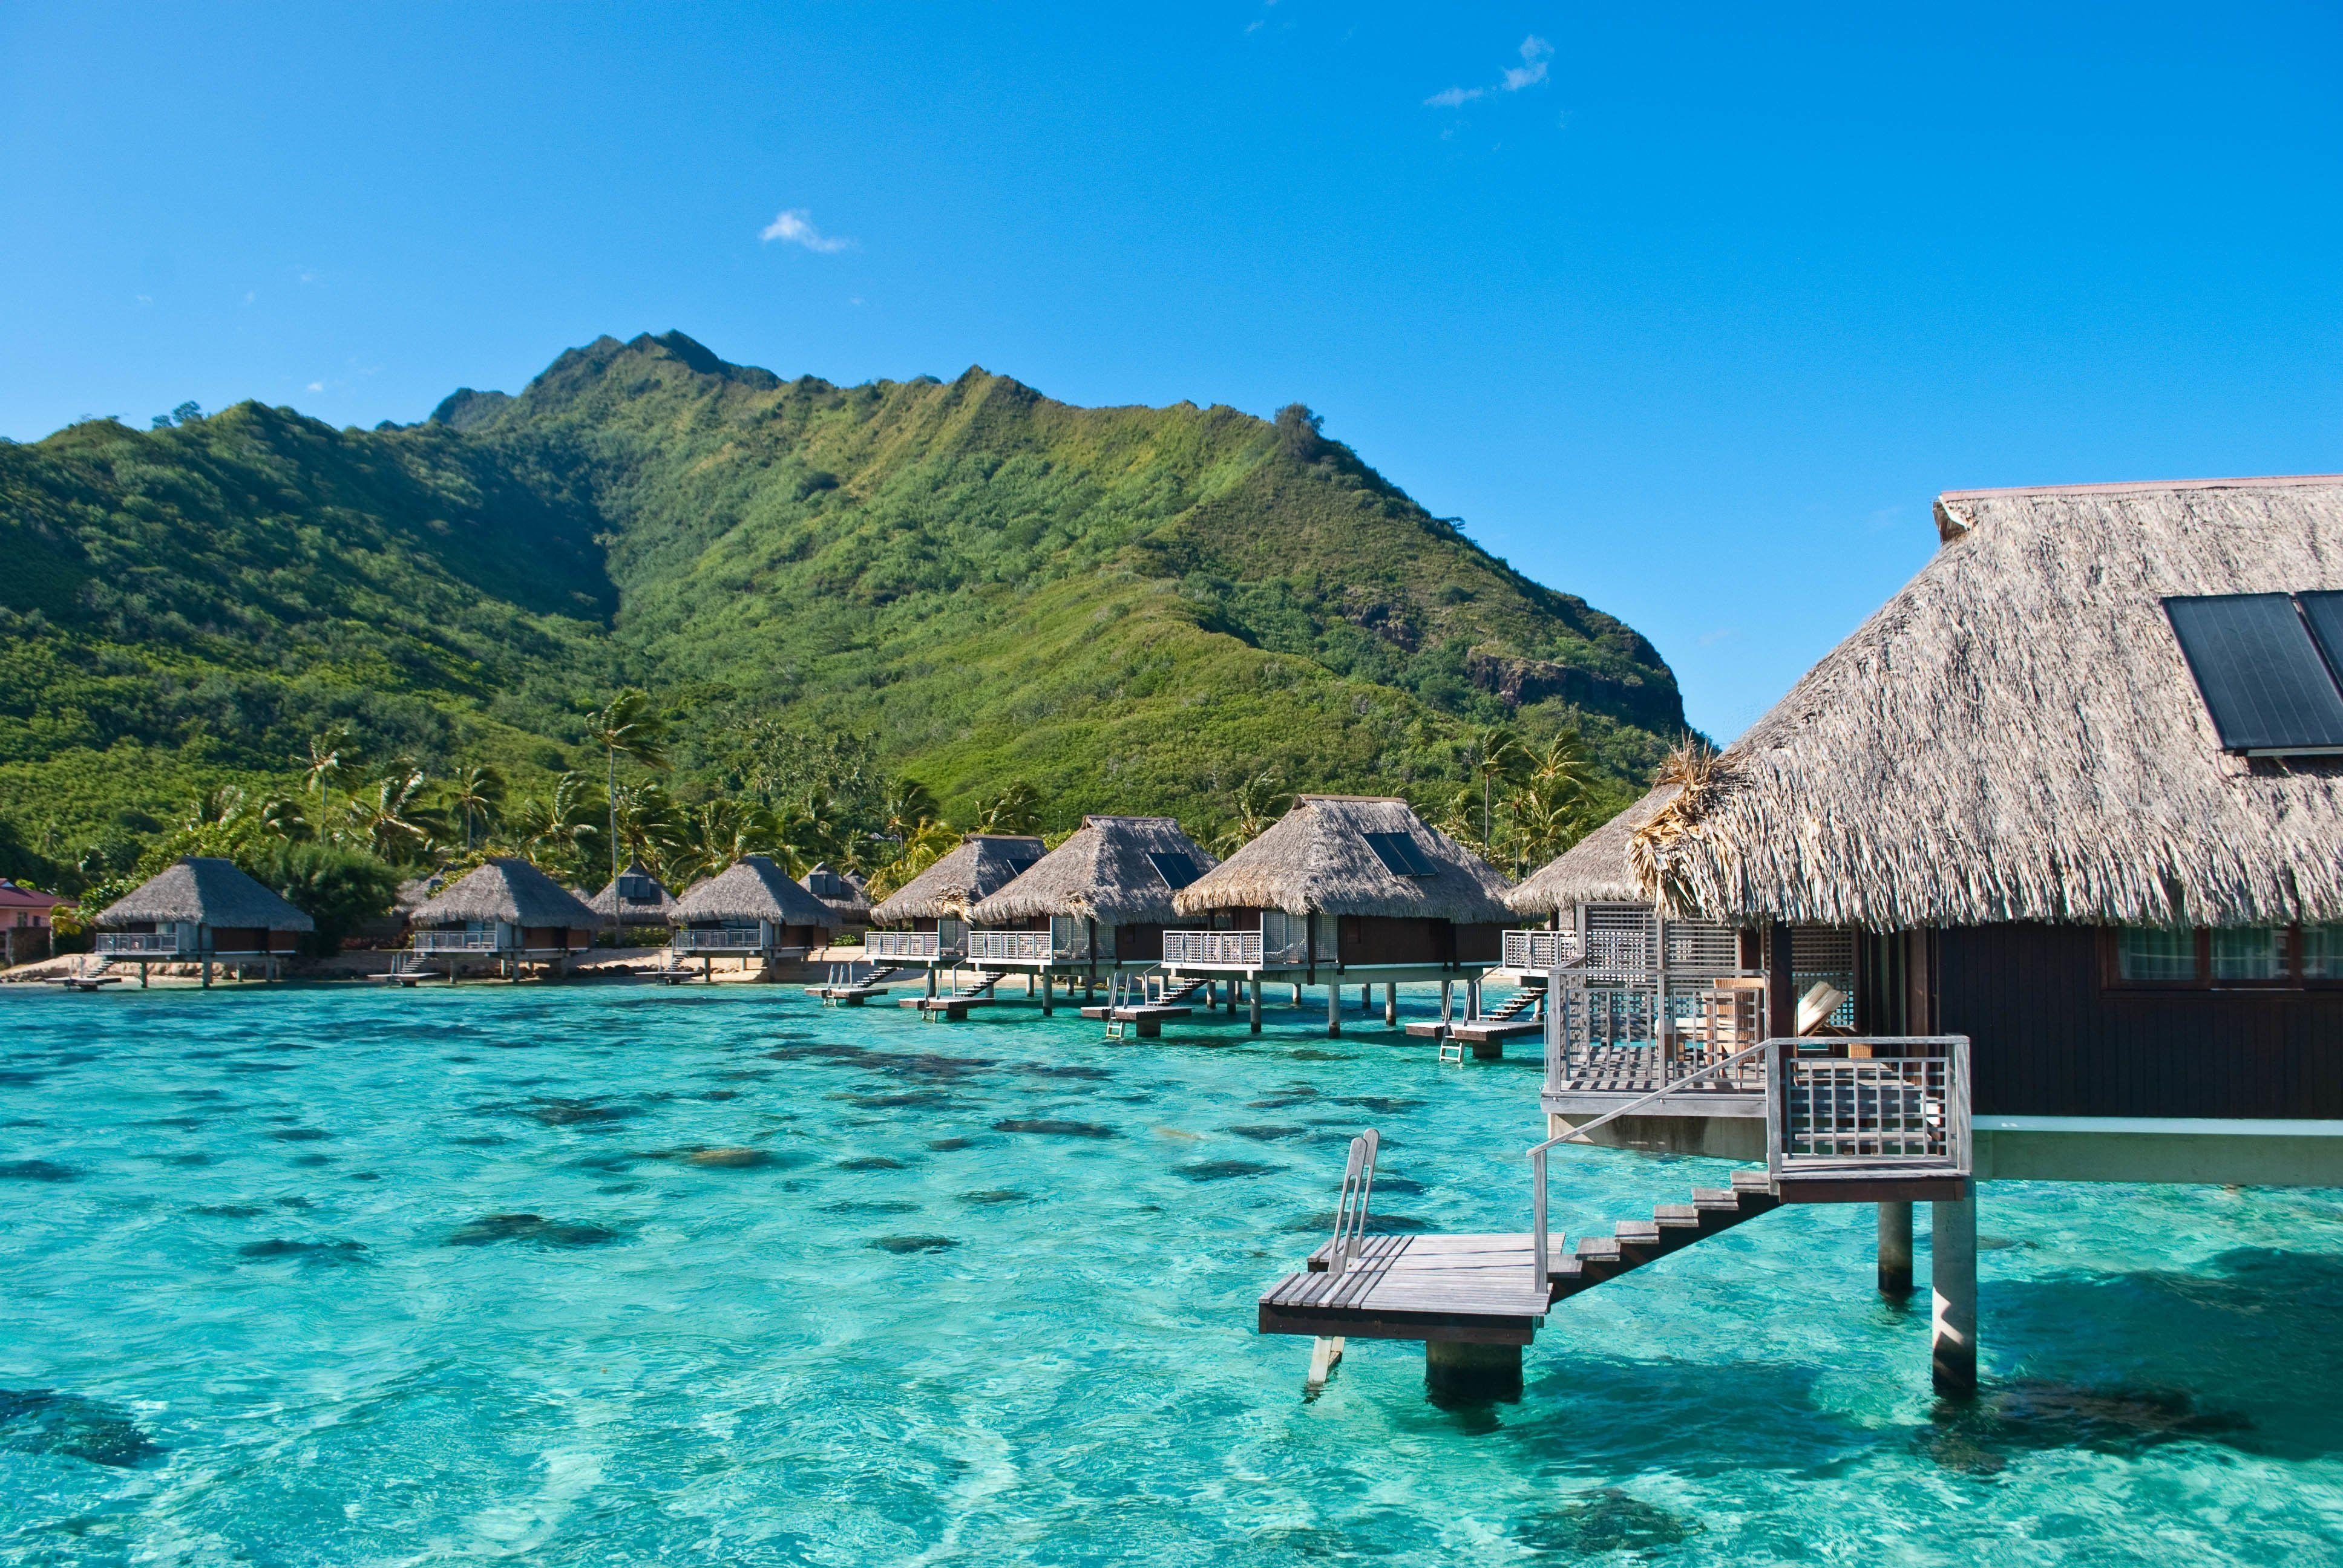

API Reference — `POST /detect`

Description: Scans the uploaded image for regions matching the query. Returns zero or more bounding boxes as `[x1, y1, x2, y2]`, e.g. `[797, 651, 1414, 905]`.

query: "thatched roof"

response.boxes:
[411, 858, 597, 927]
[672, 856, 836, 927]
[870, 834, 1047, 924]
[799, 863, 872, 926]
[1506, 786, 1677, 917]
[1172, 795, 1512, 923]
[94, 857, 314, 931]
[970, 817, 1219, 927]
[586, 861, 680, 921]
[1634, 475, 2343, 929]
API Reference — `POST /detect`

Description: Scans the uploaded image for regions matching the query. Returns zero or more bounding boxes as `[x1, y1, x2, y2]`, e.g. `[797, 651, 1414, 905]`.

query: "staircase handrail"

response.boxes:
[1524, 1037, 1775, 1292]
[1327, 1130, 1380, 1277]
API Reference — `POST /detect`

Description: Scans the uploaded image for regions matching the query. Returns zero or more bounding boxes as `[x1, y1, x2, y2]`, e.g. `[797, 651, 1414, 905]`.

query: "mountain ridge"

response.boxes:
[0, 330, 1689, 877]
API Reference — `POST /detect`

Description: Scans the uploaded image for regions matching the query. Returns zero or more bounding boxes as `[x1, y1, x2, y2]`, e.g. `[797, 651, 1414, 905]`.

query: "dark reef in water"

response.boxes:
[959, 1189, 1028, 1204]
[1919, 1380, 2254, 1474]
[1227, 1125, 1306, 1142]
[445, 1213, 623, 1249]
[0, 1389, 164, 1469]
[1177, 1160, 1281, 1181]
[836, 1155, 907, 1171]
[993, 1119, 1117, 1138]
[869, 1234, 957, 1254]
[1515, 1489, 1700, 1556]
[236, 1238, 369, 1265]
[0, 1159, 75, 1181]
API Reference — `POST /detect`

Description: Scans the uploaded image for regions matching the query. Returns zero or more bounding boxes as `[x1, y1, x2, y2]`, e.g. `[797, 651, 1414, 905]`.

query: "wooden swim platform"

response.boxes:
[1076, 1002, 1194, 1037]
[45, 975, 122, 992]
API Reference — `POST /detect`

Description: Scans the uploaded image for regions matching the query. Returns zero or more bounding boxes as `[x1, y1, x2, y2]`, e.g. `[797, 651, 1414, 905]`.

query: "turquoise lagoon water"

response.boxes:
[3, 984, 2342, 1565]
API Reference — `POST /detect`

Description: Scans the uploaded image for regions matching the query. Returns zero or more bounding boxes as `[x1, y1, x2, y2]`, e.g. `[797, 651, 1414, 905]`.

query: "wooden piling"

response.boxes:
[1425, 1340, 1522, 1402]
[1878, 1200, 1914, 1297]
[1930, 1195, 1977, 1396]
[1249, 975, 1262, 1033]
[1383, 982, 1397, 1025]
[1326, 984, 1340, 1037]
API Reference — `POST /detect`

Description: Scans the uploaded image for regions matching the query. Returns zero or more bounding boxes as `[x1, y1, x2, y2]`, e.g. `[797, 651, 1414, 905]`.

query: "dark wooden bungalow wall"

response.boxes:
[1932, 923, 2343, 1120]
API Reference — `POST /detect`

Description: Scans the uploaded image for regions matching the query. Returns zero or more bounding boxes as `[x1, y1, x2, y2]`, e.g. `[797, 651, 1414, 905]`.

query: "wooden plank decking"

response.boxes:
[1258, 1234, 1550, 1345]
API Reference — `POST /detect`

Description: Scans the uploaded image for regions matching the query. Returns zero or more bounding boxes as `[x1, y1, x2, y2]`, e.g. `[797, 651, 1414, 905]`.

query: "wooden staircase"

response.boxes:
[916, 969, 1005, 1020]
[1542, 1170, 1780, 1301]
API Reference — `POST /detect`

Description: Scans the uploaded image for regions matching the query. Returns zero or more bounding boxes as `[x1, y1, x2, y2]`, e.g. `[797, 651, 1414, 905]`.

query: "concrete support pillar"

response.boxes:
[1359, 982, 1371, 1011]
[1878, 1201, 1915, 1298]
[1441, 980, 1453, 1022]
[1326, 984, 1341, 1037]
[1466, 976, 1481, 1020]
[1041, 973, 1054, 1015]
[1383, 982, 1397, 1025]
[926, 967, 939, 999]
[1930, 1194, 1978, 1397]
[1425, 1340, 1522, 1403]
[139, 962, 149, 988]
[1291, 981, 1303, 1005]
[1249, 975, 1262, 1033]
[201, 959, 212, 988]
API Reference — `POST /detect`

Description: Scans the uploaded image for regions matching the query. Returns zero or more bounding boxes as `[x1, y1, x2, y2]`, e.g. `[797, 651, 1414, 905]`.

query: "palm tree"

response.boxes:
[1213, 768, 1287, 856]
[611, 780, 686, 876]
[1465, 725, 1523, 848]
[439, 764, 506, 856]
[974, 780, 1043, 835]
[672, 799, 784, 885]
[583, 690, 671, 940]
[505, 772, 605, 881]
[302, 725, 357, 838]
[351, 768, 442, 865]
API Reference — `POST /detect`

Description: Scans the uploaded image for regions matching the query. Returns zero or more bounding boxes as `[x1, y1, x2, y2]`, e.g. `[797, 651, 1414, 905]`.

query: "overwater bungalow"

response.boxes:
[90, 857, 312, 985]
[863, 834, 1046, 998]
[962, 815, 1219, 1014]
[669, 855, 836, 978]
[1258, 474, 2343, 1400]
[798, 863, 873, 938]
[586, 861, 680, 938]
[405, 858, 597, 979]
[1167, 795, 1510, 1034]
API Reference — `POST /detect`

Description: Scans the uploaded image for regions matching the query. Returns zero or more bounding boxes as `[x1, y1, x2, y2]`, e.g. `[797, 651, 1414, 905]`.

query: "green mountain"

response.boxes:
[0, 331, 1688, 876]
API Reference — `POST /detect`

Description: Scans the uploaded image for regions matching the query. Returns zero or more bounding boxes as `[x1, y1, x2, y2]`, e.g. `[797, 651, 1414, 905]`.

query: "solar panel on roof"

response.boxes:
[2164, 593, 2343, 754]
[1363, 831, 1437, 878]
[1145, 850, 1201, 890]
[2294, 592, 2343, 687]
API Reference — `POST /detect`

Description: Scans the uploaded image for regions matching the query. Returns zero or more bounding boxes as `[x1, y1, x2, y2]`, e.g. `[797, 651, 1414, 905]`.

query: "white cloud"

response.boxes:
[1426, 34, 1554, 108]
[1502, 36, 1552, 91]
[306, 381, 325, 393]
[760, 208, 854, 253]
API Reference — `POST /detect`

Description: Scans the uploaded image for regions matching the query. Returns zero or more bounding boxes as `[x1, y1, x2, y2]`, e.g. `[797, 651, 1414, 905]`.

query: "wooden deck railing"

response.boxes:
[1525, 1034, 1970, 1292]
[672, 926, 766, 953]
[1501, 929, 1581, 969]
[1161, 929, 1266, 969]
[95, 932, 186, 957]
[412, 930, 500, 953]
[864, 929, 950, 961]
[966, 930, 1077, 963]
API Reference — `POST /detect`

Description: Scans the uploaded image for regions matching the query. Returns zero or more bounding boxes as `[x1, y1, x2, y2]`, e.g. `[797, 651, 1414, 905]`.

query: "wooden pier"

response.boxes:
[1261, 1035, 1975, 1399]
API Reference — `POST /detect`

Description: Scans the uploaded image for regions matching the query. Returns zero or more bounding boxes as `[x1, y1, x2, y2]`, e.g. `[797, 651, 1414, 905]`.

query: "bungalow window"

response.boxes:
[2301, 924, 2343, 979]
[2117, 927, 2199, 983]
[2209, 927, 2285, 982]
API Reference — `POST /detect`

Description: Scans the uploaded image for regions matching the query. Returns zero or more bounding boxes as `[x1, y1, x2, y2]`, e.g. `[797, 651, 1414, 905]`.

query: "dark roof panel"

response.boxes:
[2164, 593, 2343, 754]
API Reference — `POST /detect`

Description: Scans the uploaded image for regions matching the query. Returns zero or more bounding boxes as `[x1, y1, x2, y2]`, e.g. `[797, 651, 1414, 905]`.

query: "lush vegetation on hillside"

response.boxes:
[0, 332, 1693, 901]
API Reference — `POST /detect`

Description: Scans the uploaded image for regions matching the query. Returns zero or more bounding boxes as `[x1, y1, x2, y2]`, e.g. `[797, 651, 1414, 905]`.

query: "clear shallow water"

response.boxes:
[2, 985, 2341, 1566]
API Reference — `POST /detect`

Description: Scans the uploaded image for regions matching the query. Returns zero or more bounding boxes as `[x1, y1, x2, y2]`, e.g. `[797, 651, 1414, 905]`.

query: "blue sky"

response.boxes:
[4, 4, 2338, 740]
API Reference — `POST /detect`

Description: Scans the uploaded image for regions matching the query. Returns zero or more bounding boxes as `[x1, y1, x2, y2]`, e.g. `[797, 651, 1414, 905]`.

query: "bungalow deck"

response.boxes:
[1263, 1034, 1974, 1397]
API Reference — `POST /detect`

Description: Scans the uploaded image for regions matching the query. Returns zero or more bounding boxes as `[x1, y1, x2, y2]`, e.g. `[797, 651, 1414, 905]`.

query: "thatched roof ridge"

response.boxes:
[970, 816, 1219, 926]
[870, 834, 1047, 924]
[1172, 795, 1512, 923]
[799, 863, 873, 926]
[94, 857, 313, 931]
[1506, 786, 1677, 916]
[411, 858, 597, 927]
[672, 856, 836, 927]
[1633, 475, 2343, 929]
[585, 861, 680, 920]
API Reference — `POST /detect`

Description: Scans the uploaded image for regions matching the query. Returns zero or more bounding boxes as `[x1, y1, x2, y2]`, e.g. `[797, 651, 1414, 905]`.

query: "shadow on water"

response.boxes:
[0, 1390, 164, 1469]
[1930, 1246, 2343, 1466]
[444, 1214, 624, 1249]
[1489, 1353, 1864, 1478]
